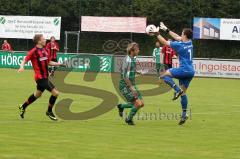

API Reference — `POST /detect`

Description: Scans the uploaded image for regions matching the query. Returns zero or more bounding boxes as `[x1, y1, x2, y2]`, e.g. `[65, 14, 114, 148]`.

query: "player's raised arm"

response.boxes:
[159, 22, 182, 41]
[146, 25, 171, 46]
[169, 31, 182, 41]
[156, 33, 170, 46]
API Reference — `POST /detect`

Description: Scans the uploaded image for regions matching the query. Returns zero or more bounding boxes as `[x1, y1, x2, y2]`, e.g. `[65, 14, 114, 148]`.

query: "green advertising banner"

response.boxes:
[0, 52, 113, 72]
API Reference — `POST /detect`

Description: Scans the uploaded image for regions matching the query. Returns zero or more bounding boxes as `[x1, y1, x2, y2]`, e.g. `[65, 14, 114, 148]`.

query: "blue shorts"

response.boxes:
[169, 68, 195, 88]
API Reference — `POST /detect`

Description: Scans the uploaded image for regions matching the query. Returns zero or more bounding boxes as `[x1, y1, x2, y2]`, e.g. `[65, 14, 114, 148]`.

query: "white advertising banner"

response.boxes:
[0, 15, 61, 40]
[173, 59, 240, 78]
[220, 18, 240, 41]
[81, 16, 146, 33]
[114, 56, 240, 79]
[193, 17, 240, 41]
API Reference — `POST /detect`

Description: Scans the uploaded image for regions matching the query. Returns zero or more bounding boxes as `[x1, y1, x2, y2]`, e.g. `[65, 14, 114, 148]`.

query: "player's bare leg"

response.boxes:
[160, 70, 183, 100]
[178, 85, 189, 125]
[19, 90, 42, 118]
[46, 88, 59, 121]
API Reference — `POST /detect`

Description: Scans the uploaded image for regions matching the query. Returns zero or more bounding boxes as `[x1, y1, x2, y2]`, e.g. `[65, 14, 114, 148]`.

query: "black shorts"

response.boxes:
[36, 78, 55, 92]
[166, 64, 172, 69]
[51, 58, 58, 62]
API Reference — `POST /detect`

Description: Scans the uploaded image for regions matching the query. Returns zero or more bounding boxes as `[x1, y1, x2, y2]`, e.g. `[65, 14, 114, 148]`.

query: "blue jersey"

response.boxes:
[170, 40, 194, 71]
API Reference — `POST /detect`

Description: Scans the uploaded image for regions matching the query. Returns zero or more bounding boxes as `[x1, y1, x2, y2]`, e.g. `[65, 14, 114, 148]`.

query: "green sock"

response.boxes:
[128, 106, 138, 120]
[120, 103, 133, 109]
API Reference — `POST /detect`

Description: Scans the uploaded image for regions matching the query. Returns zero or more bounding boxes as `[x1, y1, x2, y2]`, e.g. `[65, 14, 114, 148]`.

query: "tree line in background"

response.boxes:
[0, 0, 239, 58]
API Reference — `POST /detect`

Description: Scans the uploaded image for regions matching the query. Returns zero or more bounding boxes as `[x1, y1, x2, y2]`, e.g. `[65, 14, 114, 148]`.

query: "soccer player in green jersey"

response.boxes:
[117, 42, 144, 125]
[152, 41, 163, 77]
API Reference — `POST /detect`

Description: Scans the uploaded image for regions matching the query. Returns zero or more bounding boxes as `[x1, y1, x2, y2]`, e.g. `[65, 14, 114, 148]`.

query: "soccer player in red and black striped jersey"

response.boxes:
[46, 36, 59, 77]
[161, 39, 177, 69]
[2, 40, 13, 52]
[18, 34, 65, 121]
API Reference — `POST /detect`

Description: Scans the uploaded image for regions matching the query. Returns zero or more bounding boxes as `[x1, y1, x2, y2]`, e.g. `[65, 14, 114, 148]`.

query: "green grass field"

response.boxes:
[0, 68, 240, 159]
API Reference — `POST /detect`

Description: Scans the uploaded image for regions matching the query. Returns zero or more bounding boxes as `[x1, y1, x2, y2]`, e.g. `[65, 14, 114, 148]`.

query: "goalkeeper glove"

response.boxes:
[159, 22, 170, 33]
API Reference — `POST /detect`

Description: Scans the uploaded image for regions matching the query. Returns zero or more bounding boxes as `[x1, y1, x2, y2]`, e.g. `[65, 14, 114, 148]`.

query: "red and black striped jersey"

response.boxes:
[161, 45, 176, 65]
[2, 43, 13, 51]
[25, 47, 51, 81]
[46, 42, 59, 60]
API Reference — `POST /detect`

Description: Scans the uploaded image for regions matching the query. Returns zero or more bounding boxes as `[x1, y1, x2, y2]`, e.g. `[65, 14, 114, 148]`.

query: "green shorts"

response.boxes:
[156, 63, 162, 70]
[156, 63, 166, 72]
[119, 80, 142, 102]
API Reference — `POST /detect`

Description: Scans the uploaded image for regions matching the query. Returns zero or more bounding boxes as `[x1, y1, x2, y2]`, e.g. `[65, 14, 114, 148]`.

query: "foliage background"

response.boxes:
[0, 0, 239, 58]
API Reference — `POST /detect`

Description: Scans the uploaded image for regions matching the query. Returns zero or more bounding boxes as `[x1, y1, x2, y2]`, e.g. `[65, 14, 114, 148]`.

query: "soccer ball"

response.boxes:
[145, 24, 158, 36]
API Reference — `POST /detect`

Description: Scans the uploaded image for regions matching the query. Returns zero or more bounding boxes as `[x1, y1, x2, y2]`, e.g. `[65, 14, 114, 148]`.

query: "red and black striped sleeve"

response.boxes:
[25, 47, 36, 62]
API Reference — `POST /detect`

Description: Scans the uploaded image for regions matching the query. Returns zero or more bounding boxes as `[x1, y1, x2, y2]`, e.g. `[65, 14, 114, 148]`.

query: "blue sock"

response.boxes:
[162, 76, 181, 92]
[181, 95, 188, 117]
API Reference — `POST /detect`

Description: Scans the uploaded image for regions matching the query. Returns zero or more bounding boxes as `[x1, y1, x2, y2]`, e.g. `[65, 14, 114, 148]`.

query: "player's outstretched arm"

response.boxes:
[159, 22, 182, 41]
[18, 60, 26, 73]
[49, 61, 66, 67]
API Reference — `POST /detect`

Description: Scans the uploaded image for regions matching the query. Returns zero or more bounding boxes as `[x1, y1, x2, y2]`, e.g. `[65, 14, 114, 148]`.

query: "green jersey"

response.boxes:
[153, 47, 162, 64]
[119, 55, 142, 102]
[120, 55, 137, 85]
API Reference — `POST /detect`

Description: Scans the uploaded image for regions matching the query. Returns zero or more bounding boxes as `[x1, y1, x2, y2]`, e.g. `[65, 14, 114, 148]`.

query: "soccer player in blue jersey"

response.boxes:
[149, 22, 195, 125]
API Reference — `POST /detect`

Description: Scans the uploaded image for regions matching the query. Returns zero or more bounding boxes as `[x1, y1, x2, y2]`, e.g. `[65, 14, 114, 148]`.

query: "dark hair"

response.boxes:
[183, 28, 193, 39]
[33, 34, 43, 44]
[50, 36, 55, 40]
